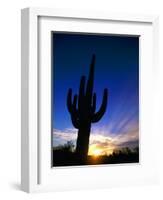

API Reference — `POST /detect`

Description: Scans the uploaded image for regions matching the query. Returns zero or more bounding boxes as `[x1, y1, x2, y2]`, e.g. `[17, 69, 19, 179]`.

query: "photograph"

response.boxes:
[52, 32, 139, 167]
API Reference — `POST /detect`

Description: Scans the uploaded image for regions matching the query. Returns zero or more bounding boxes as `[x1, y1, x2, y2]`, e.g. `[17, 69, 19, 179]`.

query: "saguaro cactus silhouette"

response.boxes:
[67, 54, 108, 158]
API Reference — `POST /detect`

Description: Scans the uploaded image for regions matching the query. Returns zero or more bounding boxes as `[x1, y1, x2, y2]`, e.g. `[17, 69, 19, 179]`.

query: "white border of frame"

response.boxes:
[21, 8, 159, 193]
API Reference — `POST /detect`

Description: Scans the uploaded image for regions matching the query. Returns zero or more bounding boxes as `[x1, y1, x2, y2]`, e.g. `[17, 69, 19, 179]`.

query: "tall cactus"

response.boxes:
[67, 54, 108, 158]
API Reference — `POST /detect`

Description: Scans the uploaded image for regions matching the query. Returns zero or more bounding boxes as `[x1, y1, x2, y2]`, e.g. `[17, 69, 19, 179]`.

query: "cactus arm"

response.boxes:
[68, 93, 80, 128]
[91, 93, 96, 114]
[92, 89, 108, 123]
[67, 89, 79, 128]
[69, 94, 78, 118]
[67, 88, 73, 113]
[71, 115, 80, 129]
[71, 95, 80, 128]
[73, 94, 78, 109]
[67, 89, 78, 115]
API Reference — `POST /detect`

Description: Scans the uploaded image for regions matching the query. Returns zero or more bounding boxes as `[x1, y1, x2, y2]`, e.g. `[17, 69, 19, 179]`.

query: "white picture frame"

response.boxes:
[21, 7, 159, 193]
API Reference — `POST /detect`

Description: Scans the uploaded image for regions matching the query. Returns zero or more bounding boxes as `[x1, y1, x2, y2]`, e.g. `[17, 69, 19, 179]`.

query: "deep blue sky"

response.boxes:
[52, 33, 139, 138]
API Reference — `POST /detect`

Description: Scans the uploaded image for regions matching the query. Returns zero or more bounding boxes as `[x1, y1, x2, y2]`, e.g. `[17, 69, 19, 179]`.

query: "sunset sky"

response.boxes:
[52, 33, 139, 156]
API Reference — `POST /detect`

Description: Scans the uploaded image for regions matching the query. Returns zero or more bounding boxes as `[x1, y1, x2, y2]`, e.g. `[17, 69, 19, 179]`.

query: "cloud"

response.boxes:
[113, 130, 138, 144]
[53, 128, 77, 146]
[53, 127, 139, 155]
[89, 129, 138, 155]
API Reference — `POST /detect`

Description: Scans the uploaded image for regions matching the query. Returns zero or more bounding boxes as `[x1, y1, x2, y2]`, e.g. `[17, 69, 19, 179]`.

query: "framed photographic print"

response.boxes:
[52, 33, 139, 167]
[21, 8, 159, 193]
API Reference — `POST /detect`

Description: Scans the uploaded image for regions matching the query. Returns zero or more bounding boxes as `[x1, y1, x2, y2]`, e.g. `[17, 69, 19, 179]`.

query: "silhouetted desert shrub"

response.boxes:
[53, 146, 139, 167]
[54, 141, 75, 153]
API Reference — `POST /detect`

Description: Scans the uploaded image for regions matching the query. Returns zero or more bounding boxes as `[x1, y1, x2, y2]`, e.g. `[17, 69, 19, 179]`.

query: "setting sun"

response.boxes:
[88, 143, 114, 157]
[91, 149, 102, 156]
[88, 145, 104, 156]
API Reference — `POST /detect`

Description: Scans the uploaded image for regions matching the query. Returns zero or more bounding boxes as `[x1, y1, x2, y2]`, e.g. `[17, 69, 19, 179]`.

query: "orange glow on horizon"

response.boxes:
[90, 148, 102, 156]
[88, 144, 114, 156]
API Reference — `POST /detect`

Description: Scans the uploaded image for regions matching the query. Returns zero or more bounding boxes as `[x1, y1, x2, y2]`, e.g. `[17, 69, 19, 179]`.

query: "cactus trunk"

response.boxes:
[76, 125, 91, 158]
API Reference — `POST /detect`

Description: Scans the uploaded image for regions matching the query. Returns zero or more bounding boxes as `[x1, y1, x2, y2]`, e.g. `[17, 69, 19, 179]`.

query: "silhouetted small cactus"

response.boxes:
[67, 54, 108, 158]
